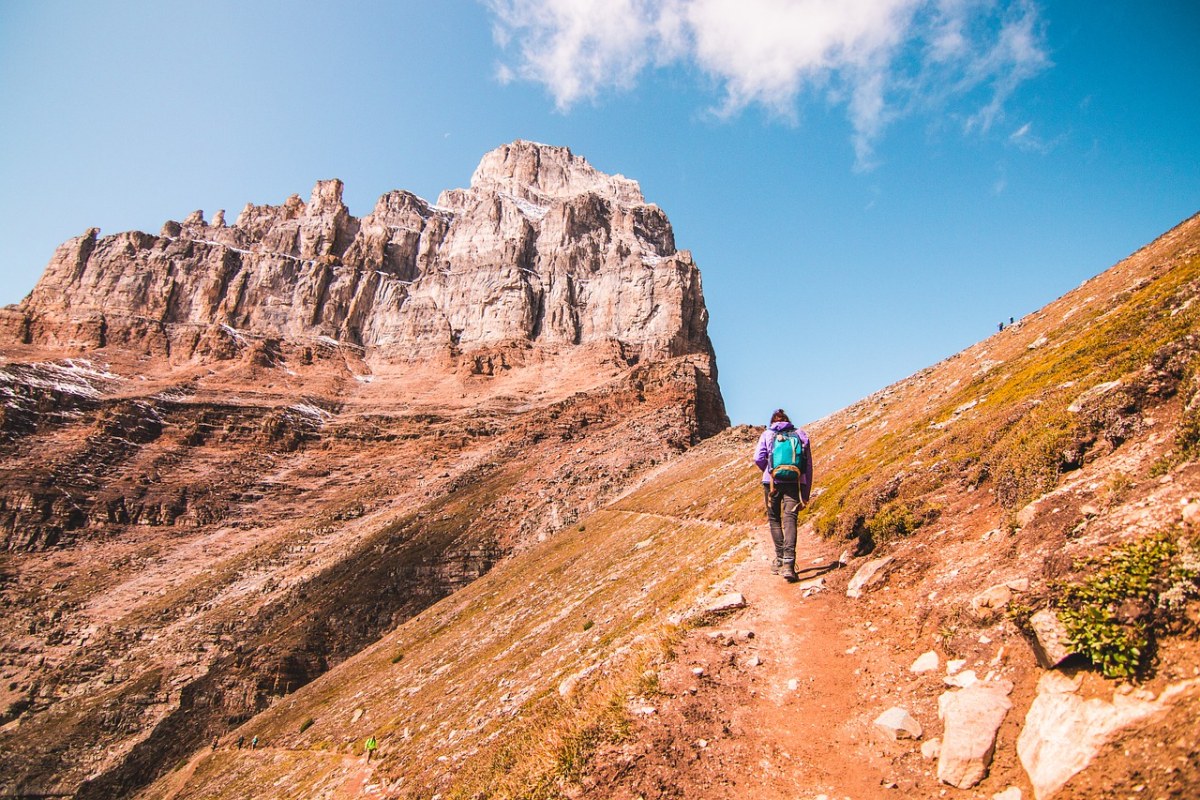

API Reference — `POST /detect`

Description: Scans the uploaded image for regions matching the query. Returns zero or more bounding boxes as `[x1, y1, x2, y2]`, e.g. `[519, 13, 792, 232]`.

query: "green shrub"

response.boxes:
[1176, 407, 1200, 461]
[863, 500, 939, 542]
[299, 717, 314, 734]
[1053, 532, 1200, 679]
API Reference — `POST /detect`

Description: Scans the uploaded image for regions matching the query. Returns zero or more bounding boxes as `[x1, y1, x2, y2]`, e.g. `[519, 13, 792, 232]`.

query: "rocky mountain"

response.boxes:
[0, 141, 726, 798]
[123, 211, 1199, 800]
[3, 140, 710, 366]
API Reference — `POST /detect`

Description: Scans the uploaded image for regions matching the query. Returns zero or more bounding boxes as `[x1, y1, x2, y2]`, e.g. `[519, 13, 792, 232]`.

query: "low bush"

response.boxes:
[1052, 531, 1200, 679]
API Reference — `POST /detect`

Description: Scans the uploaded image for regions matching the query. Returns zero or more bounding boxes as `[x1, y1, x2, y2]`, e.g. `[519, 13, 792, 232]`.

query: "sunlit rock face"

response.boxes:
[13, 140, 716, 369]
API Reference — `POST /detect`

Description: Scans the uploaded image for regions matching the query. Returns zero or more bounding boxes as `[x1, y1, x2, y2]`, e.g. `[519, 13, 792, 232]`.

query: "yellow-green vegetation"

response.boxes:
[810, 254, 1200, 541]
[298, 717, 314, 733]
[149, 429, 756, 799]
[1051, 531, 1200, 679]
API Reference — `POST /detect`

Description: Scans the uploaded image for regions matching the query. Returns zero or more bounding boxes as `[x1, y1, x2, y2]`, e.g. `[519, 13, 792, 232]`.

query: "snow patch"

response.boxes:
[0, 359, 121, 400]
[500, 192, 549, 221]
[219, 324, 248, 344]
[288, 403, 332, 422]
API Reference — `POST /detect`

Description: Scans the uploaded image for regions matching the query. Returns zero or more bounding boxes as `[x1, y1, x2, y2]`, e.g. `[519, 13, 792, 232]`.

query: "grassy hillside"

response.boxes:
[137, 427, 765, 800]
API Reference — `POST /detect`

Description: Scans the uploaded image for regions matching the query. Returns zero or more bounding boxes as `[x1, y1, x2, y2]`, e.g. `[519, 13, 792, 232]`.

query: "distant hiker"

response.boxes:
[237, 735, 245, 749]
[998, 321, 1005, 331]
[211, 736, 218, 751]
[365, 735, 378, 762]
[251, 735, 259, 750]
[1010, 316, 1015, 325]
[753, 409, 813, 582]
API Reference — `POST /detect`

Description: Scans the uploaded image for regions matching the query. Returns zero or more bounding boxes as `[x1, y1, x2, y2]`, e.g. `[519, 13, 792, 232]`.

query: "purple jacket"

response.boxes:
[753, 421, 813, 487]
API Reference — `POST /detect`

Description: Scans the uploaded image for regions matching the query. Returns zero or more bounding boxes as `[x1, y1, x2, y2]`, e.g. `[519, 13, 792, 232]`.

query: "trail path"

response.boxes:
[710, 528, 885, 798]
[586, 526, 888, 799]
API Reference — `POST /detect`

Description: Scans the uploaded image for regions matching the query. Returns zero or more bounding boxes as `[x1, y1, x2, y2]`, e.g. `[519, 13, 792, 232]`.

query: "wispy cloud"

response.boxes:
[485, 0, 1050, 168]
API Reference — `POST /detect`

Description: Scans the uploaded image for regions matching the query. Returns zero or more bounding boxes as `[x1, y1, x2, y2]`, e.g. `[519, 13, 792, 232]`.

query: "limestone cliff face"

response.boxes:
[13, 140, 714, 365]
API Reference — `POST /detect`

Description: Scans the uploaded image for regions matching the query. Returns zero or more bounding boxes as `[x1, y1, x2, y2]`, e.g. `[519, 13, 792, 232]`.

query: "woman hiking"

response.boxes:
[752, 409, 813, 581]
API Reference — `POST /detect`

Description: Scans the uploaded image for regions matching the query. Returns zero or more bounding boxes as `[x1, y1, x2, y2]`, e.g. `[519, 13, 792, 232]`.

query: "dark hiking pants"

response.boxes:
[764, 482, 801, 563]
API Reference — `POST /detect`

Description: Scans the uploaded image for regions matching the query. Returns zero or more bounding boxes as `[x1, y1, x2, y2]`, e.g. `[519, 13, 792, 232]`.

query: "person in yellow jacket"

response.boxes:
[365, 735, 378, 762]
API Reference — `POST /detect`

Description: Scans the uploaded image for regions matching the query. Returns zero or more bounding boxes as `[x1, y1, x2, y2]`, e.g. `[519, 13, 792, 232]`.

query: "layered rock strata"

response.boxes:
[7, 140, 712, 369]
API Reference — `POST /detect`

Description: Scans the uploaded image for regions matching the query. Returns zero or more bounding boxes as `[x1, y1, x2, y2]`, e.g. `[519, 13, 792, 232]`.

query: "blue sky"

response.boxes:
[1, 1, 1197, 426]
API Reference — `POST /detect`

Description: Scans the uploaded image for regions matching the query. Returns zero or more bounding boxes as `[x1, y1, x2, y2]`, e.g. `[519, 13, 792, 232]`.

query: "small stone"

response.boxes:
[1182, 501, 1200, 529]
[1006, 578, 1030, 592]
[992, 788, 1022, 800]
[937, 683, 1013, 788]
[787, 678, 800, 691]
[874, 706, 923, 740]
[705, 592, 747, 614]
[692, 666, 706, 678]
[947, 659, 966, 675]
[944, 670, 979, 689]
[911, 651, 940, 674]
[921, 738, 941, 760]
[745, 654, 762, 667]
[970, 584, 1013, 618]
[847, 556, 895, 598]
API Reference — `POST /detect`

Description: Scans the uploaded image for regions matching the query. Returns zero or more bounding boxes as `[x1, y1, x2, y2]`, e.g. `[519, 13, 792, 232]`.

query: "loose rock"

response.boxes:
[937, 681, 1013, 788]
[1026, 609, 1076, 668]
[874, 706, 923, 740]
[910, 651, 939, 674]
[846, 556, 894, 598]
[1016, 671, 1193, 800]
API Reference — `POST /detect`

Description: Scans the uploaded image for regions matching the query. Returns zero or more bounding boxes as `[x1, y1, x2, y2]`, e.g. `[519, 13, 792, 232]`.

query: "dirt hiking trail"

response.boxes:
[584, 524, 899, 799]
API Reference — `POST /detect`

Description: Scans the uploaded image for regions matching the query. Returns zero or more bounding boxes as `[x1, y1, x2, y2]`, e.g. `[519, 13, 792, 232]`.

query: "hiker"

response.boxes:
[251, 735, 259, 749]
[365, 735, 378, 762]
[237, 735, 245, 749]
[211, 736, 218, 751]
[753, 409, 813, 582]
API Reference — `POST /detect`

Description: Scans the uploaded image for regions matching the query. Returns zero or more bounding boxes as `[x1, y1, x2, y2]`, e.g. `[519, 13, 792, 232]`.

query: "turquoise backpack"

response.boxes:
[769, 432, 803, 486]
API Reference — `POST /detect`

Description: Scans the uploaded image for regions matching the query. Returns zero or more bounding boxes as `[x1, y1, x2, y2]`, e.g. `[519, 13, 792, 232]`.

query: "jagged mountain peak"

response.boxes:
[4, 141, 712, 371]
[464, 139, 646, 207]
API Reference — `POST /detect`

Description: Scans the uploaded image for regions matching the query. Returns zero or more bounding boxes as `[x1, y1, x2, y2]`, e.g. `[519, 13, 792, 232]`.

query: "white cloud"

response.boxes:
[485, 0, 1049, 168]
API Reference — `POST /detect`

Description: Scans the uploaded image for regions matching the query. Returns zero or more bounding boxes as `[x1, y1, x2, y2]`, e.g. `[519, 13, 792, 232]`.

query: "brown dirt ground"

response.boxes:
[582, 526, 910, 800]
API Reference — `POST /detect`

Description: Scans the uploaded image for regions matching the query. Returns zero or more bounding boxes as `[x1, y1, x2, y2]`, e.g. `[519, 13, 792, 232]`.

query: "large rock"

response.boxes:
[12, 141, 720, 378]
[846, 556, 894, 598]
[937, 681, 1013, 788]
[1016, 672, 1197, 799]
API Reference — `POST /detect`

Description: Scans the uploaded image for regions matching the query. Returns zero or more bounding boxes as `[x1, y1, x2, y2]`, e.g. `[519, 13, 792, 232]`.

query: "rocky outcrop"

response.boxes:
[12, 141, 717, 370]
[1017, 672, 1199, 799]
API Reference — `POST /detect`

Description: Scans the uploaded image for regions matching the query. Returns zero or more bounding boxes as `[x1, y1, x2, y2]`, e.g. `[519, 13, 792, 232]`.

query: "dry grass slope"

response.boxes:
[137, 428, 764, 799]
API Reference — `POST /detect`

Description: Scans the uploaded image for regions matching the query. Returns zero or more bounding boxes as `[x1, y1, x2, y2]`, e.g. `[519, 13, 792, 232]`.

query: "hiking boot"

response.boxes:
[771, 558, 784, 575]
[781, 561, 799, 582]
